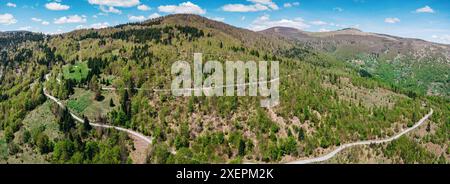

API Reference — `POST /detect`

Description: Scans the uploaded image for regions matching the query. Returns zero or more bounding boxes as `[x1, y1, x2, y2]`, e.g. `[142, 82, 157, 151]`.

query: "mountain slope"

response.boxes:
[261, 27, 450, 62]
[0, 14, 448, 164]
[261, 27, 450, 97]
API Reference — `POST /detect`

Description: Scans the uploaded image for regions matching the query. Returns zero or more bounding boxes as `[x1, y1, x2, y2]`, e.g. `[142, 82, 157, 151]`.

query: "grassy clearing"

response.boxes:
[66, 88, 119, 120]
[68, 89, 92, 113]
[21, 101, 61, 140]
[63, 62, 89, 83]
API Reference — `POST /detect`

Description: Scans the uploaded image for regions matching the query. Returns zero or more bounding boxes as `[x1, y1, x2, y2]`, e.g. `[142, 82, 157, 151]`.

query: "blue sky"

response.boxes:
[0, 0, 449, 44]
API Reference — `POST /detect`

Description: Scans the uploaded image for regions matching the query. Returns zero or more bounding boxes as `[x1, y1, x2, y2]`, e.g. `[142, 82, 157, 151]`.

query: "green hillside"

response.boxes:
[0, 14, 448, 164]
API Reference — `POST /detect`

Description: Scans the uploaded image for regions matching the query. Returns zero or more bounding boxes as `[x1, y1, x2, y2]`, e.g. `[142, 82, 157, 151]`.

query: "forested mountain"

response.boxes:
[0, 14, 448, 164]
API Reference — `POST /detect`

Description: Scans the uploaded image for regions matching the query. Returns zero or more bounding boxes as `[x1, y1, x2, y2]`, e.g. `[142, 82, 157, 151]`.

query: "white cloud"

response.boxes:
[100, 6, 122, 14]
[416, 5, 434, 13]
[76, 22, 110, 30]
[137, 4, 150, 11]
[222, 0, 278, 12]
[319, 28, 330, 32]
[31, 18, 42, 22]
[248, 0, 278, 10]
[310, 20, 327, 26]
[90, 22, 110, 29]
[222, 4, 268, 12]
[249, 15, 309, 31]
[45, 2, 70, 11]
[330, 23, 347, 28]
[88, 0, 140, 7]
[158, 1, 206, 15]
[431, 34, 450, 44]
[54, 15, 87, 24]
[129, 15, 146, 22]
[6, 2, 16, 7]
[0, 13, 17, 25]
[45, 29, 64, 35]
[384, 17, 400, 24]
[32, 18, 51, 25]
[283, 2, 299, 8]
[148, 13, 161, 19]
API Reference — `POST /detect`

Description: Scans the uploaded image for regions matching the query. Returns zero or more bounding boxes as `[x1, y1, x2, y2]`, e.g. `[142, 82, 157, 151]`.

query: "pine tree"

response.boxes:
[83, 116, 92, 131]
[298, 128, 305, 141]
[109, 98, 115, 107]
[238, 139, 246, 156]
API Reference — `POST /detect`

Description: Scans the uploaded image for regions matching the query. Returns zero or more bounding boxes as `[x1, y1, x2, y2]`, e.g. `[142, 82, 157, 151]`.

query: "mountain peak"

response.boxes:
[266, 27, 301, 32]
[339, 28, 363, 32]
[260, 27, 310, 35]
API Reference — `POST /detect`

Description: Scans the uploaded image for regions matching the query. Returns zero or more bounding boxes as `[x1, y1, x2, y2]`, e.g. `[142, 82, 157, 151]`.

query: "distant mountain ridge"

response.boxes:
[260, 26, 450, 63]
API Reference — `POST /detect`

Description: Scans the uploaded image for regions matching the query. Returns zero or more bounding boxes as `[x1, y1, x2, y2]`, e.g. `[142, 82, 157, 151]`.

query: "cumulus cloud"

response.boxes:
[222, 0, 278, 12]
[248, 0, 278, 10]
[128, 13, 161, 22]
[248, 15, 309, 31]
[416, 5, 434, 13]
[45, 29, 64, 35]
[90, 22, 110, 29]
[31, 17, 50, 25]
[45, 2, 70, 11]
[54, 15, 87, 24]
[283, 2, 299, 8]
[384, 17, 400, 24]
[31, 18, 42, 22]
[129, 15, 146, 22]
[222, 4, 268, 12]
[148, 13, 161, 19]
[137, 4, 150, 11]
[100, 6, 122, 14]
[431, 34, 450, 44]
[76, 22, 110, 30]
[158, 1, 206, 15]
[0, 13, 17, 25]
[88, 0, 140, 7]
[6, 2, 16, 7]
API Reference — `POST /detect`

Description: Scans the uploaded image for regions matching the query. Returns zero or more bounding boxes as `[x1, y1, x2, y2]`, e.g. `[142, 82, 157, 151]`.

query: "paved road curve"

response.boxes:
[287, 108, 434, 164]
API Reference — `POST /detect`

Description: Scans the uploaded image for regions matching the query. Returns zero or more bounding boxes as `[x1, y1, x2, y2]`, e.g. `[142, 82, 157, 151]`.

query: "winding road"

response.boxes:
[43, 74, 153, 144]
[44, 74, 434, 164]
[287, 108, 434, 164]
